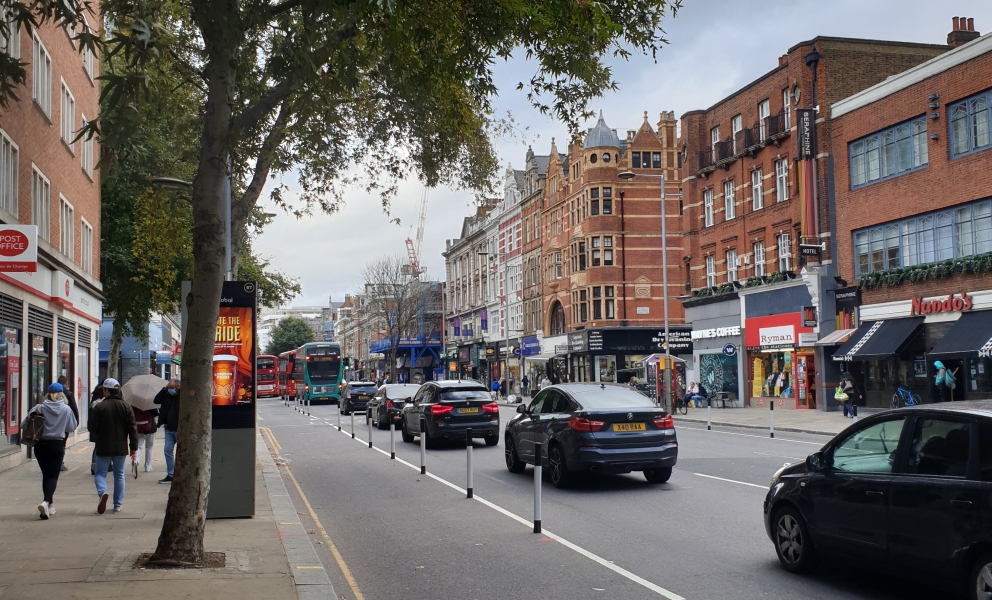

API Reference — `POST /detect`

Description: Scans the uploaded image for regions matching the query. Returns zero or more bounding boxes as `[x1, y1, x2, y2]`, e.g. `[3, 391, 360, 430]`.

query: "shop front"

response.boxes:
[834, 289, 992, 407]
[744, 313, 817, 409]
[685, 294, 745, 407]
[565, 327, 692, 384]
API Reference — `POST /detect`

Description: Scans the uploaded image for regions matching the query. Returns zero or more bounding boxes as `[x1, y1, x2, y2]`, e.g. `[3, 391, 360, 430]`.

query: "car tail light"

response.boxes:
[385, 400, 394, 409]
[430, 404, 454, 415]
[653, 415, 674, 429]
[482, 402, 499, 413]
[568, 417, 606, 432]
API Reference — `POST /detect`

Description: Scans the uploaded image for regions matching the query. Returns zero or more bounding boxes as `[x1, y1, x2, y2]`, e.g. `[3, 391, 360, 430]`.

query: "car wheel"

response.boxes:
[504, 436, 525, 473]
[773, 505, 817, 574]
[643, 467, 673, 483]
[377, 411, 388, 430]
[548, 443, 573, 489]
[484, 434, 499, 447]
[971, 553, 992, 600]
[401, 422, 415, 444]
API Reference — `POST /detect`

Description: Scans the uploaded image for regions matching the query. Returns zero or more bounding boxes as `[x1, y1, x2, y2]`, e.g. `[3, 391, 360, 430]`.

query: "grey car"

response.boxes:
[366, 384, 420, 429]
[399, 380, 500, 447]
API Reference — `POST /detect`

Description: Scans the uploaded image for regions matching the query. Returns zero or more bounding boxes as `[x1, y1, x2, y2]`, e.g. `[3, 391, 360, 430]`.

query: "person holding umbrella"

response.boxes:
[121, 375, 165, 473]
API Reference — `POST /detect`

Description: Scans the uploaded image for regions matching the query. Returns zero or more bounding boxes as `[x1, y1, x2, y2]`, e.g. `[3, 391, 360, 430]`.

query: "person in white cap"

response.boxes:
[88, 378, 137, 514]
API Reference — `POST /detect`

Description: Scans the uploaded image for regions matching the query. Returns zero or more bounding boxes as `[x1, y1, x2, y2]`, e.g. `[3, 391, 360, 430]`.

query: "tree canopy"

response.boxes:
[265, 316, 315, 356]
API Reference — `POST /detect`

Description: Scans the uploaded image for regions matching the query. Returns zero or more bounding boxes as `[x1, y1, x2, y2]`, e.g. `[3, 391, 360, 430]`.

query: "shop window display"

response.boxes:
[699, 353, 739, 402]
[0, 327, 21, 451]
[753, 351, 792, 398]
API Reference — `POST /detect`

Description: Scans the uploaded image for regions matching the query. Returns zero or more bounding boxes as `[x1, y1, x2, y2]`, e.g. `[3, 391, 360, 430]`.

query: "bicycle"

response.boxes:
[675, 396, 689, 415]
[890, 386, 920, 409]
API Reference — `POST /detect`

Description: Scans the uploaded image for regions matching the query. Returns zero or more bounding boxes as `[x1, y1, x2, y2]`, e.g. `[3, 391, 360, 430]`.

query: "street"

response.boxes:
[259, 399, 939, 600]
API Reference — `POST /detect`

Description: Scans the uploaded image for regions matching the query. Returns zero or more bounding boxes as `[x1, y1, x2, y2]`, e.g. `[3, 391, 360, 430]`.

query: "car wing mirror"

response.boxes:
[806, 451, 827, 472]
[516, 404, 528, 414]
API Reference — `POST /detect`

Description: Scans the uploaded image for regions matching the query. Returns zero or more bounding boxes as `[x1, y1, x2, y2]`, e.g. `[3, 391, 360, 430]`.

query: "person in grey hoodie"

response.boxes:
[23, 383, 78, 520]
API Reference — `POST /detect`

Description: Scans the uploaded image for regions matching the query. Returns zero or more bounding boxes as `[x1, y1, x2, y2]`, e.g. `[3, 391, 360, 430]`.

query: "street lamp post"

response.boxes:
[618, 171, 681, 410]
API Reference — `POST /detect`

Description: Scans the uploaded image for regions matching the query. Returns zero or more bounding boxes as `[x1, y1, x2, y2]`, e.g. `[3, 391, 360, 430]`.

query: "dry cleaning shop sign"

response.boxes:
[910, 292, 972, 316]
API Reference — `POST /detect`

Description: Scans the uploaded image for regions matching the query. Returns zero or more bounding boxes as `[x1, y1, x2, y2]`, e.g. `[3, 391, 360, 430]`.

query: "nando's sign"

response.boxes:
[910, 292, 973, 316]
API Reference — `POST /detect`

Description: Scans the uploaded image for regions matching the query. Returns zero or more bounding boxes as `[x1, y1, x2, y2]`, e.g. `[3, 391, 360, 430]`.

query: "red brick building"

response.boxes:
[830, 22, 992, 407]
[0, 13, 103, 469]
[679, 34, 951, 410]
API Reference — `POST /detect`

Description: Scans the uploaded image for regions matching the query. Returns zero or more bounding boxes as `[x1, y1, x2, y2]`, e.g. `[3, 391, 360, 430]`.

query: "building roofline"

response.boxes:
[831, 31, 992, 119]
[680, 64, 787, 120]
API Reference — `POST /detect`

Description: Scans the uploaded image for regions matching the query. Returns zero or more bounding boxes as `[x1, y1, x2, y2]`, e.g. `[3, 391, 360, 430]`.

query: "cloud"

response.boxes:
[254, 0, 991, 305]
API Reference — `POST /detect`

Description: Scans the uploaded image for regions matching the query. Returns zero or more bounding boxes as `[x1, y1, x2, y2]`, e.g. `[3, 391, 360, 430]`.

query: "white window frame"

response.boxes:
[59, 195, 74, 260]
[710, 126, 719, 161]
[782, 89, 791, 129]
[703, 189, 713, 227]
[751, 168, 763, 211]
[60, 79, 76, 151]
[726, 250, 738, 283]
[705, 255, 715, 288]
[80, 113, 93, 178]
[753, 241, 765, 277]
[775, 159, 788, 202]
[0, 7, 19, 59]
[0, 129, 17, 217]
[81, 16, 94, 81]
[731, 114, 742, 154]
[723, 180, 735, 220]
[31, 166, 50, 241]
[758, 99, 770, 139]
[778, 233, 791, 272]
[32, 33, 52, 117]
[80, 218, 93, 274]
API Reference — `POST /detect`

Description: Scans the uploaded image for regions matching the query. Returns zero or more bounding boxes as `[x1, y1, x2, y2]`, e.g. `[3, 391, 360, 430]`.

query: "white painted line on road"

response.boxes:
[752, 451, 804, 460]
[331, 424, 685, 600]
[679, 426, 824, 446]
[692, 472, 767, 489]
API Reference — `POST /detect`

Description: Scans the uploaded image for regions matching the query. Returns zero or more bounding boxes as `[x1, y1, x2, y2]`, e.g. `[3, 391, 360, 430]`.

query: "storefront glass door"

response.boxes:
[1, 327, 20, 450]
[29, 335, 50, 410]
[76, 346, 90, 429]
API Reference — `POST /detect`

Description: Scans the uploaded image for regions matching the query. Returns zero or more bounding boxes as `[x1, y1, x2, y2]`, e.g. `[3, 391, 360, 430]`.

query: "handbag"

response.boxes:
[834, 386, 849, 401]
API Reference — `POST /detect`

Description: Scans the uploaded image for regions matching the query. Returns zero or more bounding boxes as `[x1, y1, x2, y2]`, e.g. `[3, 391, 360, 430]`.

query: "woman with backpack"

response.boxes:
[22, 383, 78, 519]
[933, 361, 958, 403]
[132, 404, 159, 472]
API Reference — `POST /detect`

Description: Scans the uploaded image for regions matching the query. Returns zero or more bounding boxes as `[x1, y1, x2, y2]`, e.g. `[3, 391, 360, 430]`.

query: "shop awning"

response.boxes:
[815, 328, 857, 346]
[832, 317, 924, 362]
[929, 311, 992, 358]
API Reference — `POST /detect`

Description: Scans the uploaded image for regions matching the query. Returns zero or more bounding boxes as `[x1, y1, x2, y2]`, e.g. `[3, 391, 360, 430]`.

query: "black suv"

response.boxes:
[399, 380, 499, 447]
[764, 401, 992, 599]
[339, 382, 377, 415]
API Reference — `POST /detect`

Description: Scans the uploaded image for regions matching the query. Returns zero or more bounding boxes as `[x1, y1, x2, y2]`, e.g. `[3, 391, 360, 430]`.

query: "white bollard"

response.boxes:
[466, 429, 474, 499]
[420, 416, 427, 475]
[707, 397, 712, 431]
[337, 402, 342, 431]
[351, 410, 355, 439]
[368, 414, 373, 448]
[769, 400, 775, 439]
[390, 421, 396, 459]
[533, 442, 542, 534]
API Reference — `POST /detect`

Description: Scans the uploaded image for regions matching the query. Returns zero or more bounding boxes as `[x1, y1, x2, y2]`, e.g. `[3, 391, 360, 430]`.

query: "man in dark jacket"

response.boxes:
[153, 378, 179, 484]
[88, 378, 137, 514]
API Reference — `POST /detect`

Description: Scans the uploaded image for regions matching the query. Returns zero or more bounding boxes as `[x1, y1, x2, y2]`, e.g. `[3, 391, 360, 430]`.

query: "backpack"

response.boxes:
[20, 409, 45, 447]
[133, 407, 154, 434]
[943, 370, 957, 390]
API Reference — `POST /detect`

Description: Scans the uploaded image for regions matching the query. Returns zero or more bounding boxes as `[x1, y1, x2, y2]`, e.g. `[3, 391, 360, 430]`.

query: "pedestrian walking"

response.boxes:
[521, 375, 530, 398]
[132, 403, 159, 472]
[153, 378, 179, 483]
[88, 378, 138, 514]
[933, 361, 958, 403]
[23, 383, 78, 519]
[540, 375, 551, 391]
[839, 371, 862, 417]
[56, 375, 79, 472]
[498, 377, 507, 400]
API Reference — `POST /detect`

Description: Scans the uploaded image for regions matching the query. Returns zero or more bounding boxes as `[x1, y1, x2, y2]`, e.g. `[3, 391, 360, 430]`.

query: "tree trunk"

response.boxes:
[151, 0, 240, 565]
[107, 318, 123, 380]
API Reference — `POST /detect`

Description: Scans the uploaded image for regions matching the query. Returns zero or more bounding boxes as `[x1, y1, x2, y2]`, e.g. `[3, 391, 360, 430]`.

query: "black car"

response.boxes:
[399, 380, 500, 447]
[339, 382, 377, 415]
[504, 383, 678, 488]
[763, 402, 992, 599]
[366, 384, 420, 430]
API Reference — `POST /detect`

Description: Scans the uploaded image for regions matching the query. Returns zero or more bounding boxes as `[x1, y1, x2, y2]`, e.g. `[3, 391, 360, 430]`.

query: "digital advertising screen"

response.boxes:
[211, 281, 257, 429]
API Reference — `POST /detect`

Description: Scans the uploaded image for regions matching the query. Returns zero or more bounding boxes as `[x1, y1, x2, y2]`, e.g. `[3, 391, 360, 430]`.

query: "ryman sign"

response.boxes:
[759, 325, 795, 347]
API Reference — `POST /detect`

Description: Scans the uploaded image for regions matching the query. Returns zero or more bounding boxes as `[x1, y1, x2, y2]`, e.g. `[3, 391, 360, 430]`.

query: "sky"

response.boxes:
[254, 0, 992, 307]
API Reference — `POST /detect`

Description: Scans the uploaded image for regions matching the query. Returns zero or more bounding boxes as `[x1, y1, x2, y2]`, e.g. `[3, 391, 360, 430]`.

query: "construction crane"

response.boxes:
[404, 186, 429, 279]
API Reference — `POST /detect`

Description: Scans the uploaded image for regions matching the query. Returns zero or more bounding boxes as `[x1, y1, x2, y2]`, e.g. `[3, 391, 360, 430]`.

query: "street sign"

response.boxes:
[0, 224, 37, 272]
[800, 244, 822, 259]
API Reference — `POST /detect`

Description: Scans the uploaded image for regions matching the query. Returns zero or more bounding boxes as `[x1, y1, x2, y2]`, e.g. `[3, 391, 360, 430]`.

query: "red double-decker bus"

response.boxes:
[278, 350, 297, 400]
[256, 354, 279, 398]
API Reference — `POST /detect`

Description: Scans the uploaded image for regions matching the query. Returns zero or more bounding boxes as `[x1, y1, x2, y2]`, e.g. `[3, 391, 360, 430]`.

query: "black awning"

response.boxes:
[929, 311, 992, 358]
[832, 317, 924, 362]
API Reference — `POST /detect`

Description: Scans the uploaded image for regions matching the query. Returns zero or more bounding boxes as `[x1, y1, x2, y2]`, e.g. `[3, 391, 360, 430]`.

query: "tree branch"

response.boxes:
[234, 79, 292, 136]
[270, 0, 308, 16]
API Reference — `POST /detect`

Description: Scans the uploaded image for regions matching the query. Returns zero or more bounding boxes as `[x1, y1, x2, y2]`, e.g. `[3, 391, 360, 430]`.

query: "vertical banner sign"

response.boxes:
[795, 109, 815, 159]
[211, 281, 257, 429]
[795, 108, 817, 239]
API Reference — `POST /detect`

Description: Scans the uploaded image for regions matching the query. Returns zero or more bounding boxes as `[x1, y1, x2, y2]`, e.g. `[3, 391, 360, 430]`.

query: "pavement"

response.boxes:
[0, 430, 325, 600]
[671, 403, 873, 436]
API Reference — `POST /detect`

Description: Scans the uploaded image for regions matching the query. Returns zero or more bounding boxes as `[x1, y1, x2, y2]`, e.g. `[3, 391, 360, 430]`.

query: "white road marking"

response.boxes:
[679, 426, 826, 446]
[692, 472, 767, 489]
[329, 424, 685, 600]
[752, 451, 805, 460]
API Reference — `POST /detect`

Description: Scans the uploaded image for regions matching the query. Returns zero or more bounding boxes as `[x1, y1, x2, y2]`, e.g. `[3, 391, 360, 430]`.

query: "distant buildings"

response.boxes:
[258, 298, 341, 351]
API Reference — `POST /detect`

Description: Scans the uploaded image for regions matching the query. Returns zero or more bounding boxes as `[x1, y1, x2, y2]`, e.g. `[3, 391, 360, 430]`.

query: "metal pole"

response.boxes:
[337, 401, 342, 431]
[390, 421, 396, 459]
[466, 428, 474, 499]
[306, 395, 311, 417]
[533, 442, 542, 534]
[769, 399, 775, 438]
[420, 416, 427, 474]
[661, 174, 672, 413]
[368, 414, 373, 448]
[351, 410, 355, 439]
[707, 396, 712, 431]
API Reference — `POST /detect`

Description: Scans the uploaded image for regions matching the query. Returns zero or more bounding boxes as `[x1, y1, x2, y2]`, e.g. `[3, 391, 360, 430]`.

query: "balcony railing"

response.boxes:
[766, 109, 790, 140]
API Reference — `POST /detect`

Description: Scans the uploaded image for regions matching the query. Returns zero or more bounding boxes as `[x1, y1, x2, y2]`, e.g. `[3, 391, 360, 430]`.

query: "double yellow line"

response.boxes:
[260, 426, 364, 600]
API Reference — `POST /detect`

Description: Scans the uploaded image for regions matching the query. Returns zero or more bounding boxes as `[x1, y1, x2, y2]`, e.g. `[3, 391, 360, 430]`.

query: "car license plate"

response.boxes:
[612, 422, 645, 432]
[357, 394, 368, 399]
[458, 407, 479, 415]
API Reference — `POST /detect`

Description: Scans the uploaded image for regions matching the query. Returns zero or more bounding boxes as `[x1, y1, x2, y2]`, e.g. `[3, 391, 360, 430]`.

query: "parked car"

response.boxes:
[399, 380, 500, 447]
[366, 384, 421, 429]
[339, 382, 377, 415]
[504, 383, 678, 488]
[763, 401, 992, 600]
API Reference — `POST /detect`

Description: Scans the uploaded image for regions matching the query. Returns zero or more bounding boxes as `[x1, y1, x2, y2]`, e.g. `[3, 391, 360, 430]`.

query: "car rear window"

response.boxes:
[573, 388, 656, 409]
[350, 385, 377, 394]
[439, 390, 490, 401]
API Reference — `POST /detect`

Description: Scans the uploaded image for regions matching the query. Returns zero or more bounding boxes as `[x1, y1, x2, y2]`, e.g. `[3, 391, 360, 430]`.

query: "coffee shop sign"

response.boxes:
[910, 292, 972, 316]
[691, 326, 741, 341]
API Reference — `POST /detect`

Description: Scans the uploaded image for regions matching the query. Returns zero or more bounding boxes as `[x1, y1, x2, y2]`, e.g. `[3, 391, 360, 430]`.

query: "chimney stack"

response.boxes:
[948, 16, 980, 47]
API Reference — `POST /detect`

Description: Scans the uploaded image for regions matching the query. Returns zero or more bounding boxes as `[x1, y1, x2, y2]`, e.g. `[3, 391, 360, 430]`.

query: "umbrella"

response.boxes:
[121, 374, 167, 411]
